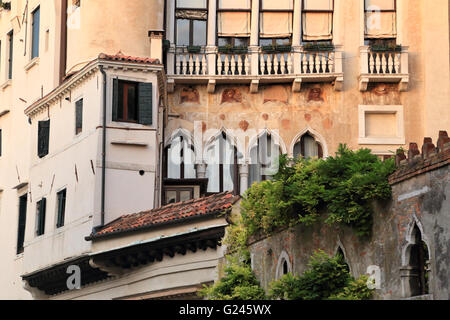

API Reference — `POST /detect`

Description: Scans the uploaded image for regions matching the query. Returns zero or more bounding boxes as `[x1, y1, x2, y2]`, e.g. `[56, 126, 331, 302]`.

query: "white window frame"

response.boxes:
[358, 104, 405, 145]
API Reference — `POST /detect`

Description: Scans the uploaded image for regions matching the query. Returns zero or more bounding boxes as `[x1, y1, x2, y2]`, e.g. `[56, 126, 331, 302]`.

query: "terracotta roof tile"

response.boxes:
[98, 52, 161, 65]
[88, 192, 238, 240]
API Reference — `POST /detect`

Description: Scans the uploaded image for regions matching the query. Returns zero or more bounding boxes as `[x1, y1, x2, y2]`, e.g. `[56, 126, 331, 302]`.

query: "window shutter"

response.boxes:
[38, 120, 50, 158]
[138, 82, 153, 126]
[112, 78, 119, 121]
[75, 99, 83, 133]
[37, 198, 46, 235]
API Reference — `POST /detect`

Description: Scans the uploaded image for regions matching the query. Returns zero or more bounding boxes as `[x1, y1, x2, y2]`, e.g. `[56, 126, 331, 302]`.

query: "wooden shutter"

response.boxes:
[37, 198, 46, 235]
[75, 99, 83, 134]
[112, 78, 119, 121]
[17, 195, 27, 254]
[138, 82, 153, 126]
[38, 120, 50, 158]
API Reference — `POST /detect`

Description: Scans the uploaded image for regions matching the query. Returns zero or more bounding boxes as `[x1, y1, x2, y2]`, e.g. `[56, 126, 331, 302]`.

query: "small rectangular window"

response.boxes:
[259, 0, 294, 45]
[302, 0, 334, 42]
[56, 189, 66, 228]
[31, 6, 40, 59]
[175, 0, 207, 47]
[164, 188, 194, 205]
[75, 99, 83, 135]
[17, 194, 28, 254]
[7, 30, 13, 79]
[364, 0, 397, 39]
[112, 80, 153, 125]
[37, 120, 50, 158]
[36, 198, 46, 236]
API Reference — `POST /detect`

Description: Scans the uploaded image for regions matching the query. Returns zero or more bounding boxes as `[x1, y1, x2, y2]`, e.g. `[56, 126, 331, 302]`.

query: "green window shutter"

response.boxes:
[38, 120, 50, 158]
[37, 198, 46, 236]
[75, 99, 83, 134]
[138, 82, 153, 126]
[112, 78, 119, 121]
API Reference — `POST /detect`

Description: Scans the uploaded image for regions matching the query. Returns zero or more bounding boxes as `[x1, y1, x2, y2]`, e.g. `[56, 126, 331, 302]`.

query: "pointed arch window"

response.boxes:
[408, 224, 430, 297]
[205, 132, 239, 194]
[248, 132, 282, 187]
[336, 246, 350, 273]
[165, 134, 196, 179]
[276, 251, 292, 279]
[293, 132, 323, 159]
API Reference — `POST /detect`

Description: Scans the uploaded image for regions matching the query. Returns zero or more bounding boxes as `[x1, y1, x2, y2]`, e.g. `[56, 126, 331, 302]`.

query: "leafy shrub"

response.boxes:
[199, 263, 266, 300]
[269, 251, 374, 300]
[269, 250, 352, 300]
[241, 145, 395, 238]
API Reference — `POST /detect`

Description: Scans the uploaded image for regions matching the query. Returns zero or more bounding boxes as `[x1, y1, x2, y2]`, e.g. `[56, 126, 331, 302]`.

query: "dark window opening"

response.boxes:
[31, 6, 41, 59]
[409, 225, 430, 297]
[282, 260, 289, 275]
[37, 120, 50, 158]
[75, 98, 83, 135]
[164, 188, 194, 205]
[36, 198, 47, 236]
[56, 189, 67, 228]
[17, 194, 28, 254]
[112, 79, 153, 125]
[336, 247, 350, 273]
[7, 30, 13, 80]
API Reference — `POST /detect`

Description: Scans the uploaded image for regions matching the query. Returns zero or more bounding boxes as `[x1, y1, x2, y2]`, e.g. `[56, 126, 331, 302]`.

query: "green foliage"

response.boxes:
[269, 251, 374, 300]
[328, 275, 374, 300]
[269, 250, 352, 300]
[199, 263, 266, 300]
[241, 145, 395, 238]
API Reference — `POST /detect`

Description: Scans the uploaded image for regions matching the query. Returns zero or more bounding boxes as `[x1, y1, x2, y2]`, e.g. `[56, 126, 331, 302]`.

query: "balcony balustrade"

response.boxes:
[359, 46, 409, 91]
[166, 45, 344, 93]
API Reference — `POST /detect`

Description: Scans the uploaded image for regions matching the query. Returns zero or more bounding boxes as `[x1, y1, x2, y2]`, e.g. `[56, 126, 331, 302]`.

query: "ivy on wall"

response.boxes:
[241, 145, 396, 238]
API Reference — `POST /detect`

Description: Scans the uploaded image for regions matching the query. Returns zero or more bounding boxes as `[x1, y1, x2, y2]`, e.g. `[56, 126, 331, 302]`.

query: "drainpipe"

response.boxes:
[99, 65, 107, 226]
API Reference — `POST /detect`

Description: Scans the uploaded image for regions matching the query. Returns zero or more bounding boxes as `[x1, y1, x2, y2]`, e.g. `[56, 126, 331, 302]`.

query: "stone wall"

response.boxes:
[248, 132, 450, 300]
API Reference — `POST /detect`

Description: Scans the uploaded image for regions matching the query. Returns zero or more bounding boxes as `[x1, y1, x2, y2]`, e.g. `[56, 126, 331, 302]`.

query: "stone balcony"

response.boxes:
[359, 46, 409, 92]
[166, 45, 344, 93]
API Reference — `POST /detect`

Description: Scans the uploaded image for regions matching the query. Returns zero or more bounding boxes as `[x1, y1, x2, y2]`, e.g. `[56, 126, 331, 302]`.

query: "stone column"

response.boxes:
[239, 164, 249, 195]
[197, 163, 207, 179]
[207, 0, 217, 76]
[166, 0, 176, 75]
[250, 0, 260, 76]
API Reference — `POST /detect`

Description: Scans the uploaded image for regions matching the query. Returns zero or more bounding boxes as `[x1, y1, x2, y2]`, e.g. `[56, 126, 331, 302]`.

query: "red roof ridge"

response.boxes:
[87, 191, 238, 240]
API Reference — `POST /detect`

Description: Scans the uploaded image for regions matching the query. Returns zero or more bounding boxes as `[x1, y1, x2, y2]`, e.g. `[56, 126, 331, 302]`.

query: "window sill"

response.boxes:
[111, 140, 149, 147]
[24, 57, 40, 72]
[0, 79, 12, 90]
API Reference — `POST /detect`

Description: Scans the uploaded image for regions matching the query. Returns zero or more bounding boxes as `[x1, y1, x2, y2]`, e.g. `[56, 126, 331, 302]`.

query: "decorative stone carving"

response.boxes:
[307, 87, 324, 102]
[239, 120, 249, 132]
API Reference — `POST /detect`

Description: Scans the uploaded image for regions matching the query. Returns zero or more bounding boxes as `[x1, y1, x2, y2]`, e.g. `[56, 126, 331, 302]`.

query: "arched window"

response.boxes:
[276, 251, 292, 279]
[248, 132, 282, 187]
[205, 132, 239, 194]
[293, 132, 323, 159]
[408, 224, 430, 297]
[336, 246, 350, 273]
[165, 134, 196, 179]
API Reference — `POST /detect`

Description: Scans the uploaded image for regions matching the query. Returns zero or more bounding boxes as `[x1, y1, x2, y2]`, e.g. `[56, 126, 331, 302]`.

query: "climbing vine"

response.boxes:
[241, 144, 396, 238]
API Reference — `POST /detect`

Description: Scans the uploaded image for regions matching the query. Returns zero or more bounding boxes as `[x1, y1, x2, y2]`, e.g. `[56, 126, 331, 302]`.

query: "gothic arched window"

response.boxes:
[165, 134, 196, 179]
[248, 132, 282, 187]
[293, 132, 323, 159]
[408, 225, 430, 297]
[205, 132, 239, 194]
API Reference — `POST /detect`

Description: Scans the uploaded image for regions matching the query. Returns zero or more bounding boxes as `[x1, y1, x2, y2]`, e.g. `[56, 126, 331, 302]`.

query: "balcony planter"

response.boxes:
[187, 46, 202, 53]
[261, 45, 292, 53]
[303, 42, 335, 52]
[218, 46, 248, 54]
[370, 44, 402, 52]
[0, 1, 11, 10]
[163, 40, 171, 51]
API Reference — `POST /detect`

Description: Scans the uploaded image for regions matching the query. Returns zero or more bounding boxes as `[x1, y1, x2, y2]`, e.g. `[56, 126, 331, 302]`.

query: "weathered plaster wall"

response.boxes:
[248, 148, 449, 300]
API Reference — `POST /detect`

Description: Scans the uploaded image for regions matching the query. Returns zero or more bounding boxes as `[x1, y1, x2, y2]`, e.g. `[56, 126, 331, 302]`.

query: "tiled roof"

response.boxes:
[98, 52, 161, 65]
[87, 192, 238, 240]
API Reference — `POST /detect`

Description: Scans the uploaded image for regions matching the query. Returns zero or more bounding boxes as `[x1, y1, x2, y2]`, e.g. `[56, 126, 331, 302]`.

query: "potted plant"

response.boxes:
[303, 42, 335, 51]
[0, 1, 11, 10]
[370, 43, 402, 52]
[187, 45, 202, 53]
[261, 44, 292, 53]
[218, 45, 248, 54]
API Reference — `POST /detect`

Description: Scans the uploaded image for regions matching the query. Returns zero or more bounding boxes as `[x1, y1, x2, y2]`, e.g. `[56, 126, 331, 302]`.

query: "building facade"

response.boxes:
[0, 0, 449, 299]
